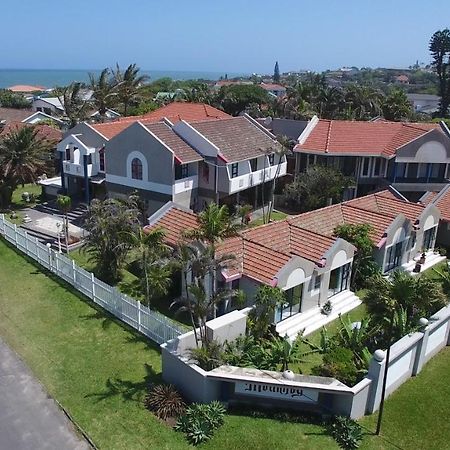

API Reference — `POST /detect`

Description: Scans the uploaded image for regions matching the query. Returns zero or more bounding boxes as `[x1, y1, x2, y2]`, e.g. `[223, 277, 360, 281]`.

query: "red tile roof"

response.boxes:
[422, 186, 450, 223]
[0, 107, 34, 124]
[90, 103, 230, 140]
[260, 83, 286, 91]
[143, 206, 199, 246]
[295, 119, 441, 157]
[0, 121, 62, 143]
[188, 116, 281, 162]
[7, 85, 46, 92]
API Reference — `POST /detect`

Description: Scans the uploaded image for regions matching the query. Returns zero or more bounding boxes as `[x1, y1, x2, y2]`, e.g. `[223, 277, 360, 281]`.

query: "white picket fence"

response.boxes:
[0, 214, 184, 344]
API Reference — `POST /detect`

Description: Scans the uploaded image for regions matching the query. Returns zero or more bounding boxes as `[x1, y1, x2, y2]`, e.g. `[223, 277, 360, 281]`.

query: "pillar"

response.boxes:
[83, 154, 90, 204]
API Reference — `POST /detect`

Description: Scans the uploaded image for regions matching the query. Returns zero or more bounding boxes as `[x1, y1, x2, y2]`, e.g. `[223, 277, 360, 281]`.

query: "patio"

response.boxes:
[401, 250, 446, 276]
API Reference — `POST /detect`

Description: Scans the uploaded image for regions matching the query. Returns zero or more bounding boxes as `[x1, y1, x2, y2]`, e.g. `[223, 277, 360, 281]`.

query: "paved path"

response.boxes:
[0, 338, 90, 450]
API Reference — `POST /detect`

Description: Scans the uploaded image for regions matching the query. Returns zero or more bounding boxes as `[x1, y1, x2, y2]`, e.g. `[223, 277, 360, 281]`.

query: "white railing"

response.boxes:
[173, 175, 198, 195]
[0, 214, 184, 344]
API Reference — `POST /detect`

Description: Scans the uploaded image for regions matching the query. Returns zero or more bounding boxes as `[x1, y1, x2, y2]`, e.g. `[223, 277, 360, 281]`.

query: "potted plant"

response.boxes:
[321, 300, 333, 316]
[419, 252, 426, 265]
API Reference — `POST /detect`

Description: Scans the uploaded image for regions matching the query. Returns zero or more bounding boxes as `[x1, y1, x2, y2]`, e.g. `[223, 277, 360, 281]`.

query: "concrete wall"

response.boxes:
[162, 303, 450, 419]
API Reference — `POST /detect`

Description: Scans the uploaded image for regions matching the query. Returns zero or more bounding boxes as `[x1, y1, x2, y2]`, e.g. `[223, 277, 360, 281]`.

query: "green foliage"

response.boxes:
[53, 82, 89, 128]
[144, 384, 186, 420]
[312, 347, 359, 386]
[334, 223, 379, 290]
[0, 88, 31, 108]
[273, 61, 280, 83]
[83, 198, 140, 283]
[365, 271, 446, 344]
[284, 166, 354, 213]
[429, 29, 450, 116]
[175, 401, 226, 445]
[382, 88, 412, 121]
[433, 263, 450, 296]
[189, 340, 224, 371]
[89, 68, 119, 121]
[217, 84, 269, 116]
[248, 285, 285, 339]
[0, 126, 52, 209]
[328, 416, 363, 449]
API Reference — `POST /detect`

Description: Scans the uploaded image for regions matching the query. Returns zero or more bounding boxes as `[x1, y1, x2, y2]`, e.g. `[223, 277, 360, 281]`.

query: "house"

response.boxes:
[146, 188, 442, 338]
[406, 93, 441, 115]
[32, 97, 65, 116]
[294, 116, 450, 199]
[22, 111, 65, 126]
[7, 84, 46, 94]
[0, 107, 34, 129]
[260, 83, 286, 98]
[394, 74, 409, 84]
[51, 103, 280, 210]
[420, 185, 450, 247]
[145, 203, 359, 339]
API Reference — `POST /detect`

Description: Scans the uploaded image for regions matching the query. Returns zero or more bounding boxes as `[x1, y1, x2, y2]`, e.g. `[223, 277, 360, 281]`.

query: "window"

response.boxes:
[268, 153, 275, 166]
[250, 158, 258, 172]
[202, 162, 210, 182]
[410, 232, 416, 250]
[65, 147, 71, 161]
[384, 242, 403, 273]
[406, 163, 419, 179]
[231, 163, 238, 178]
[131, 158, 143, 180]
[307, 154, 316, 168]
[85, 154, 92, 165]
[175, 164, 188, 180]
[328, 263, 351, 298]
[423, 227, 437, 251]
[99, 147, 105, 172]
[361, 157, 370, 177]
[418, 163, 428, 179]
[276, 284, 303, 323]
[310, 274, 321, 292]
[372, 158, 386, 177]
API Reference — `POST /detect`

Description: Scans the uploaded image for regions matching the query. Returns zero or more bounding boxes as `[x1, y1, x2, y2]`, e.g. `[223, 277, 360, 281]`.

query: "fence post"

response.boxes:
[412, 319, 430, 375]
[35, 237, 40, 263]
[72, 259, 77, 285]
[91, 273, 96, 302]
[14, 224, 18, 246]
[24, 231, 29, 255]
[137, 301, 142, 332]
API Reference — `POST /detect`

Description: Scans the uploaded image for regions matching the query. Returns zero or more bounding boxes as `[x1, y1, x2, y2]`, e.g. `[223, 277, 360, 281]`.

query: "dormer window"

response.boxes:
[99, 147, 105, 172]
[175, 163, 188, 180]
[231, 163, 238, 178]
[65, 146, 71, 161]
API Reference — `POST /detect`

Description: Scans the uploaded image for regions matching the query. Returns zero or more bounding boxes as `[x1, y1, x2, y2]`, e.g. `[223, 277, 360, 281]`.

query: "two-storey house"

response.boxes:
[294, 117, 450, 200]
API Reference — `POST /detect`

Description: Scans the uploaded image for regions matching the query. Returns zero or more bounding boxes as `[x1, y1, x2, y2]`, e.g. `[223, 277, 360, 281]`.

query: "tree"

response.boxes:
[343, 84, 383, 120]
[283, 166, 354, 213]
[56, 195, 71, 253]
[0, 126, 51, 208]
[248, 285, 285, 339]
[429, 29, 450, 116]
[89, 68, 118, 122]
[83, 198, 140, 283]
[273, 61, 280, 83]
[185, 203, 237, 247]
[333, 223, 379, 290]
[217, 84, 269, 116]
[113, 63, 149, 116]
[127, 227, 171, 305]
[382, 89, 411, 121]
[54, 82, 89, 128]
[0, 89, 31, 109]
[365, 271, 446, 344]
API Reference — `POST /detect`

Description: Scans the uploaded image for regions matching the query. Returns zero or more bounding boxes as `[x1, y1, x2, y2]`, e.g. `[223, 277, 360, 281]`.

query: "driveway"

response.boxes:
[0, 338, 90, 450]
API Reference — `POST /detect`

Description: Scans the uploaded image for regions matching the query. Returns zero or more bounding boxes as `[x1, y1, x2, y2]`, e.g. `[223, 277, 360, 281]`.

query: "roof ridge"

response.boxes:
[325, 120, 332, 153]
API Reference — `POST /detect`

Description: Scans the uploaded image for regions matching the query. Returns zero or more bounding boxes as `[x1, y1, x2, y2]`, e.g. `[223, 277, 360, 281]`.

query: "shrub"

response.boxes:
[312, 347, 359, 386]
[328, 416, 363, 449]
[189, 340, 224, 371]
[144, 384, 186, 420]
[174, 401, 226, 445]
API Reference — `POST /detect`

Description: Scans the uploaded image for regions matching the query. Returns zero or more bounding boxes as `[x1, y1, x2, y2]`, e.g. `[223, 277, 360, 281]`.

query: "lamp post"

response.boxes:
[56, 222, 62, 254]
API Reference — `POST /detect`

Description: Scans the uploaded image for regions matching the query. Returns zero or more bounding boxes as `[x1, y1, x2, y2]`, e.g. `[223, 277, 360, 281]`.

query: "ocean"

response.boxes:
[0, 69, 248, 89]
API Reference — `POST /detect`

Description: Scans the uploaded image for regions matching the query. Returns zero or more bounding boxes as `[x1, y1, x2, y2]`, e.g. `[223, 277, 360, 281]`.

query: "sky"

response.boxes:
[1, 0, 450, 74]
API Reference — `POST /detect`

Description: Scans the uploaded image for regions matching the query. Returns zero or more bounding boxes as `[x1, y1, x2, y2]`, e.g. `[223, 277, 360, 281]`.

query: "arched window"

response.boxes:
[99, 147, 105, 172]
[131, 158, 143, 180]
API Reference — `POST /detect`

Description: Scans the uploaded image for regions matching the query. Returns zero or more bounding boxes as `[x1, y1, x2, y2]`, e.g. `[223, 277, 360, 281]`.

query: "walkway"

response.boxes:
[0, 338, 89, 450]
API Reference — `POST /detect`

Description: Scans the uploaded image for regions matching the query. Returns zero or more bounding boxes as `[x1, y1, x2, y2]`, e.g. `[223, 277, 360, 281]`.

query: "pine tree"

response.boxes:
[273, 61, 280, 83]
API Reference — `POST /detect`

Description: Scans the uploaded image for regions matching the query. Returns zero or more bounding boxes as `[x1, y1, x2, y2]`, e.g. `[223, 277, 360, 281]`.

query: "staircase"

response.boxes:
[34, 202, 88, 224]
[276, 290, 362, 341]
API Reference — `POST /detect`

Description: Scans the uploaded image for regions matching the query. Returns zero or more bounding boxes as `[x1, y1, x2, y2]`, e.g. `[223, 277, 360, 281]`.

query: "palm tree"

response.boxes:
[429, 29, 450, 116]
[56, 195, 72, 253]
[89, 68, 118, 122]
[0, 126, 50, 208]
[55, 82, 89, 128]
[382, 89, 412, 121]
[126, 227, 171, 305]
[343, 84, 383, 120]
[113, 63, 149, 116]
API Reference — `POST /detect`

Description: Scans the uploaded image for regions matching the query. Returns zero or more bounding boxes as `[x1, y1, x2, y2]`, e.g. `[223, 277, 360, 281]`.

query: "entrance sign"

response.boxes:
[235, 381, 319, 403]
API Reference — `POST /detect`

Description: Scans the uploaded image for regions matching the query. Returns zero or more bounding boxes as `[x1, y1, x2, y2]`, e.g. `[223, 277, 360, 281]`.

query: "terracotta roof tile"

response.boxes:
[426, 186, 450, 222]
[0, 121, 62, 143]
[0, 107, 34, 124]
[188, 116, 281, 162]
[143, 206, 199, 246]
[91, 103, 230, 139]
[295, 119, 441, 157]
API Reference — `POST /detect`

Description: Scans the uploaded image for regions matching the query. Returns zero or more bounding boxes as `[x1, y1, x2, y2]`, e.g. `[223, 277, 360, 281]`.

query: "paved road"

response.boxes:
[0, 338, 90, 450]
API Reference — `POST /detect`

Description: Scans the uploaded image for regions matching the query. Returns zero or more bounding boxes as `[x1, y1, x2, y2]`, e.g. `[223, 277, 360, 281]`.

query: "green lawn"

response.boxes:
[1, 183, 45, 225]
[0, 238, 336, 450]
[250, 210, 288, 227]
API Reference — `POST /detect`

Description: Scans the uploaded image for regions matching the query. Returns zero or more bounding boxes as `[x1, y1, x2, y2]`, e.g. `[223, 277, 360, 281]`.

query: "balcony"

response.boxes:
[63, 162, 96, 178]
[173, 175, 198, 195]
[228, 162, 287, 194]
